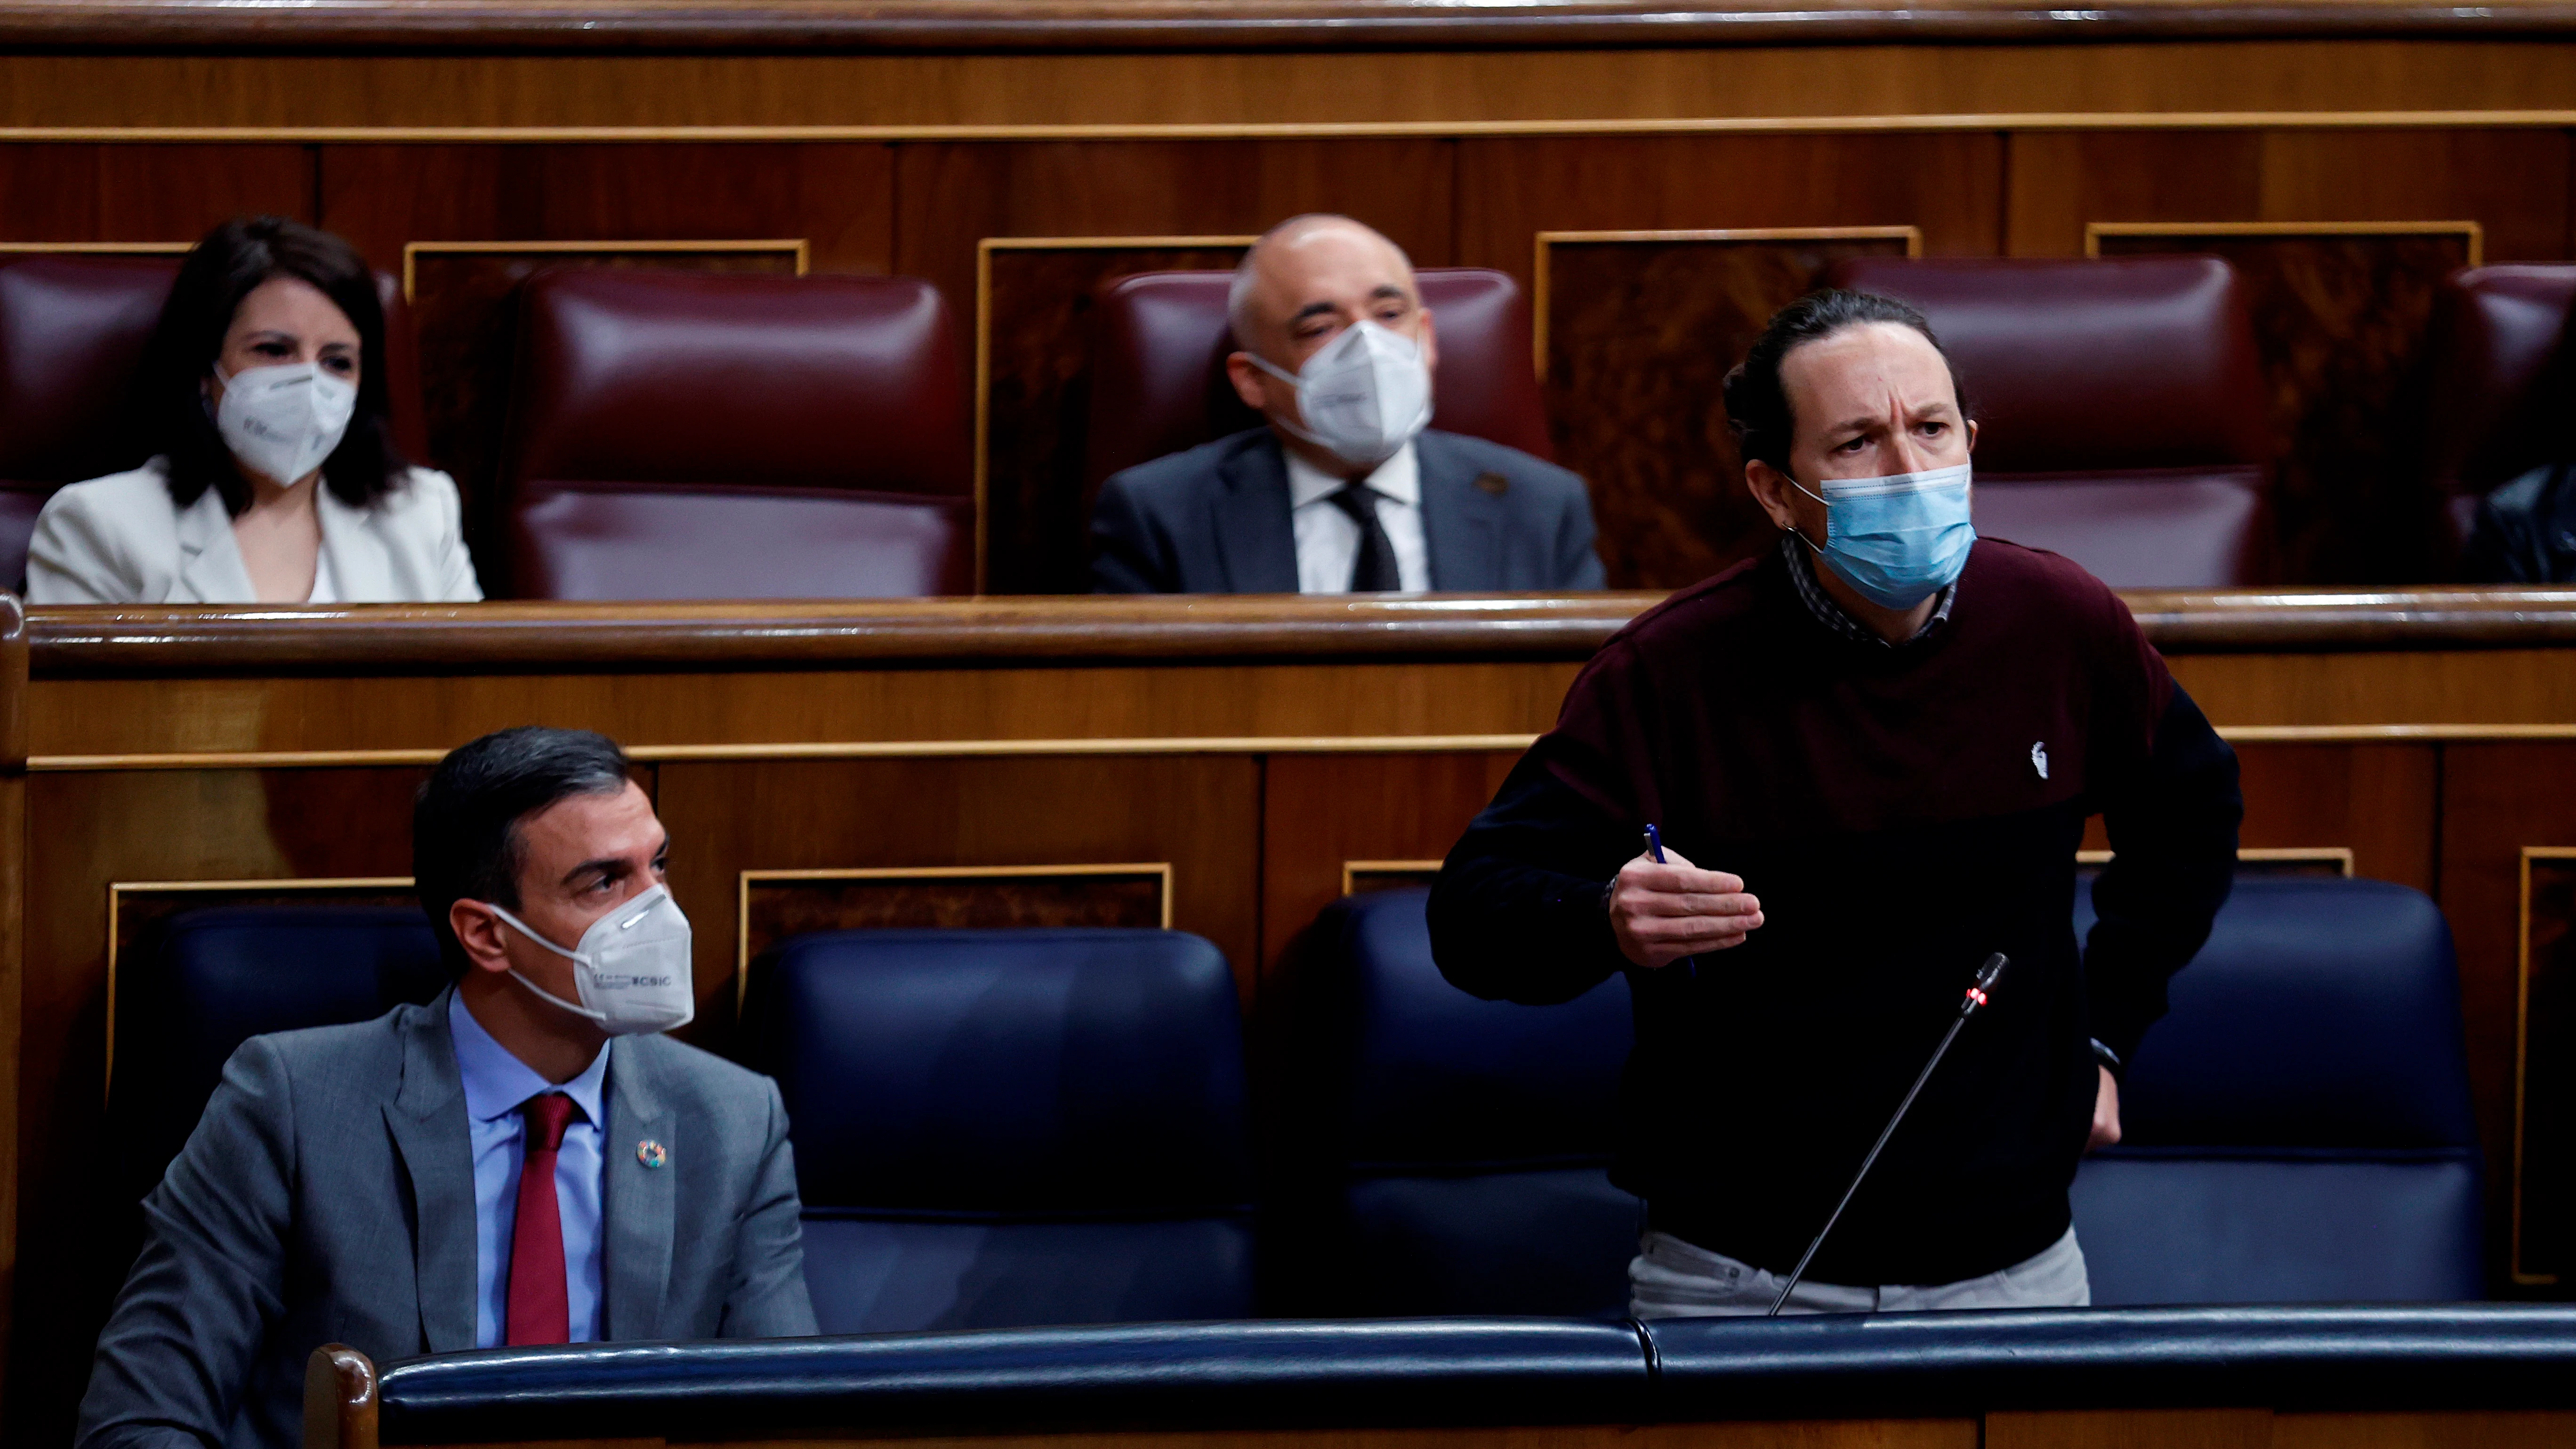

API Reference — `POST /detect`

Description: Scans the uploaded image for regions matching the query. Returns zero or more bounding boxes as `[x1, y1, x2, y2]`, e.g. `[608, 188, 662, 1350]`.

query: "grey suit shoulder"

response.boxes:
[78, 992, 813, 1449]
[1089, 427, 1606, 594]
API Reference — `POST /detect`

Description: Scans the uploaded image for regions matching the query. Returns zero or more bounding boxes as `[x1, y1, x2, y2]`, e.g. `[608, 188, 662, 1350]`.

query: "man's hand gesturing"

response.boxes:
[1608, 845, 1764, 970]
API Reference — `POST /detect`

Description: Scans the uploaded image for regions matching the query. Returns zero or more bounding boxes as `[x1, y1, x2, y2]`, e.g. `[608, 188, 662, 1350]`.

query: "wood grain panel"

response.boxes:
[2004, 132, 2266, 258]
[319, 143, 894, 275]
[398, 242, 805, 580]
[2254, 129, 2573, 264]
[1457, 134, 2004, 295]
[8, 766, 429, 1448]
[654, 755, 1261, 1043]
[979, 241, 1250, 594]
[2229, 741, 2438, 892]
[2438, 743, 2576, 1293]
[740, 866, 1168, 975]
[13, 43, 2576, 129]
[2095, 227, 2478, 584]
[0, 143, 311, 243]
[1538, 231, 1915, 588]
[1259, 751, 1521, 981]
[1985, 1408, 2271, 1449]
[2272, 1411, 2576, 1448]
[2517, 849, 2576, 1286]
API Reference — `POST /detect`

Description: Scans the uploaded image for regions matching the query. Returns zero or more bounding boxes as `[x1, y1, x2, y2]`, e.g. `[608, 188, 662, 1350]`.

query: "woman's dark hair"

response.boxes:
[139, 215, 406, 516]
[1721, 289, 1969, 477]
[414, 727, 634, 977]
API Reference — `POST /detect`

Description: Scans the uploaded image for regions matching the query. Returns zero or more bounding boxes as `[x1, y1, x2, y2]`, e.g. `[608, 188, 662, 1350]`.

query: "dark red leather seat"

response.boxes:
[0, 255, 426, 592]
[1824, 257, 2275, 589]
[2419, 265, 2576, 545]
[1083, 268, 1553, 493]
[497, 269, 972, 601]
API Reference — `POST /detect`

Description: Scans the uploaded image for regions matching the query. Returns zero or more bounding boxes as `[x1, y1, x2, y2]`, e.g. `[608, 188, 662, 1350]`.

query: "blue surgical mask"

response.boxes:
[1789, 462, 1975, 610]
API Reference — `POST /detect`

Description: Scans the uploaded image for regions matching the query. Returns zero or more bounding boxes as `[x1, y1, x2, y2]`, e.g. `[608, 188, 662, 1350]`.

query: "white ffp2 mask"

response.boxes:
[488, 884, 697, 1036]
[213, 361, 357, 489]
[1249, 319, 1433, 469]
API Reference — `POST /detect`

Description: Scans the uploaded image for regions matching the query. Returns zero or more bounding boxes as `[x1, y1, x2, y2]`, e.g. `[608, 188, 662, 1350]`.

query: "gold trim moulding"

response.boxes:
[1341, 859, 1448, 896]
[103, 875, 419, 1101]
[2075, 846, 2356, 874]
[734, 861, 1175, 1004]
[16, 113, 2576, 145]
[2086, 219, 2487, 269]
[400, 238, 812, 303]
[36, 725, 2576, 774]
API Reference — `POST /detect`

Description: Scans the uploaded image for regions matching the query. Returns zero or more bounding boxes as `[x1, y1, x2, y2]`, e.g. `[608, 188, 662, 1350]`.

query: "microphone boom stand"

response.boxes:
[1767, 952, 2011, 1317]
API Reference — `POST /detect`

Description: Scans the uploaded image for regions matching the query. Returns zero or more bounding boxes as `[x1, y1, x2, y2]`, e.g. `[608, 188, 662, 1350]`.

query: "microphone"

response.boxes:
[1766, 951, 2010, 1317]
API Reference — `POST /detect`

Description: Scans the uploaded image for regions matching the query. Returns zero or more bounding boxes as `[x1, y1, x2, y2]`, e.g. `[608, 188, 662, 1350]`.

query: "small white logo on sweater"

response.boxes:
[2031, 741, 2050, 780]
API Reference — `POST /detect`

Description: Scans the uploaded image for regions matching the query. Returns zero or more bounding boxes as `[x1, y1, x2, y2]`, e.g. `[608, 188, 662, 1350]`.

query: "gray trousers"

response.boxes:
[1629, 1225, 2091, 1317]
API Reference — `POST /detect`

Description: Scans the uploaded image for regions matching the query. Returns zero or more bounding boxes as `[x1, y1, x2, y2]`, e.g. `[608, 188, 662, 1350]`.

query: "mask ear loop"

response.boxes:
[478, 902, 612, 1024]
[1777, 473, 1835, 556]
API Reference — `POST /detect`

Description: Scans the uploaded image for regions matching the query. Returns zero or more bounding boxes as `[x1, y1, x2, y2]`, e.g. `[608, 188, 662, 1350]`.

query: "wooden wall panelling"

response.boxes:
[653, 754, 1262, 1043]
[2273, 1412, 2576, 1449]
[2520, 848, 2576, 1288]
[2229, 741, 2439, 892]
[737, 862, 1171, 990]
[0, 601, 24, 1433]
[17, 42, 2576, 129]
[2438, 742, 2576, 1297]
[1457, 134, 2002, 589]
[1985, 1408, 2274, 1449]
[0, 142, 313, 243]
[1258, 750, 1521, 981]
[897, 139, 1456, 592]
[1534, 227, 1918, 589]
[976, 237, 1253, 593]
[2094, 223, 2481, 585]
[2004, 131, 2267, 258]
[8, 765, 436, 1448]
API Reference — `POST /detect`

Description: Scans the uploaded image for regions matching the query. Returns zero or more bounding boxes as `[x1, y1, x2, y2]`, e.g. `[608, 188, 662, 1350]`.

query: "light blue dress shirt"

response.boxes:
[448, 992, 610, 1347]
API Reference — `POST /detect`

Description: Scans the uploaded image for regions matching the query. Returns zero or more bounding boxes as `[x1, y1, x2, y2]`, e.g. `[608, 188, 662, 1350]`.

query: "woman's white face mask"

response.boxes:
[485, 884, 697, 1036]
[212, 361, 356, 489]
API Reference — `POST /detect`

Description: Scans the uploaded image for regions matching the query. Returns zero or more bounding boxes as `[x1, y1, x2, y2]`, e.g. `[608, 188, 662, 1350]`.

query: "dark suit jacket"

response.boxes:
[77, 990, 815, 1449]
[1089, 427, 1607, 593]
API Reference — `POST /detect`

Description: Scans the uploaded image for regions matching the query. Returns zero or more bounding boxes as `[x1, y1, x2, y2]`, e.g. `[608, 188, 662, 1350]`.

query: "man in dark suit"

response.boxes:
[1090, 214, 1605, 594]
[79, 727, 814, 1449]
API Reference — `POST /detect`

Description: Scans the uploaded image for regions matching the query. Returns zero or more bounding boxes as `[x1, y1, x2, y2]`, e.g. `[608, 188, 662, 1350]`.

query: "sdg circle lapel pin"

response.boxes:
[637, 1140, 668, 1169]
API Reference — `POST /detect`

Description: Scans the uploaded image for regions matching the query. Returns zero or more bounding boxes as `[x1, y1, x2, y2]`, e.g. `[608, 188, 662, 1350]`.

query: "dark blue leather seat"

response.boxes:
[1303, 888, 1639, 1317]
[109, 905, 447, 1203]
[2072, 876, 2483, 1304]
[738, 928, 1257, 1334]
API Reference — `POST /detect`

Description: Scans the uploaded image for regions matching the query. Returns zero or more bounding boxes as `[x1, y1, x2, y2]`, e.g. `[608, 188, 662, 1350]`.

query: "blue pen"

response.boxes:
[1642, 824, 1699, 981]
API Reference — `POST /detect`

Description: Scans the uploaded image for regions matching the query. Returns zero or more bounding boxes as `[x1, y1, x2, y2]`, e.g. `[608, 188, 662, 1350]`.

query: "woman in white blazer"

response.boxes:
[28, 217, 480, 604]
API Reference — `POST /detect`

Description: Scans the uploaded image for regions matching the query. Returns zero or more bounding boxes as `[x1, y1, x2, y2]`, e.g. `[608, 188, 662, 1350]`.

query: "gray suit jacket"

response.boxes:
[1089, 427, 1607, 593]
[77, 990, 815, 1449]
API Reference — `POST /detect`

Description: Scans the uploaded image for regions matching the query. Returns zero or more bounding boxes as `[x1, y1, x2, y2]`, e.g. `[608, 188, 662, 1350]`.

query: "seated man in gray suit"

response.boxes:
[79, 726, 814, 1449]
[1090, 214, 1607, 593]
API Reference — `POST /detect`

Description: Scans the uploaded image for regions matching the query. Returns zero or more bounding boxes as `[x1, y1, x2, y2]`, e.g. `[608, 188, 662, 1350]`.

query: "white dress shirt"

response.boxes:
[1284, 441, 1431, 593]
[449, 993, 609, 1347]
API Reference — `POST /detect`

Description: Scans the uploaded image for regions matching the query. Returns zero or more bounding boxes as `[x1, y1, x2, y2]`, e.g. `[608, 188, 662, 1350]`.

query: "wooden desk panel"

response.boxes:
[7, 590, 2576, 1441]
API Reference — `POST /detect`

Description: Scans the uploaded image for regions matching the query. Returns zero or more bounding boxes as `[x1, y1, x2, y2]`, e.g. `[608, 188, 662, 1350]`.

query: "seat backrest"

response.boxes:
[1824, 256, 2274, 588]
[0, 256, 428, 591]
[737, 927, 1256, 1334]
[1297, 888, 1639, 1318]
[2419, 265, 2576, 506]
[1082, 269, 1554, 492]
[498, 268, 973, 601]
[108, 905, 447, 1204]
[2070, 875, 2483, 1304]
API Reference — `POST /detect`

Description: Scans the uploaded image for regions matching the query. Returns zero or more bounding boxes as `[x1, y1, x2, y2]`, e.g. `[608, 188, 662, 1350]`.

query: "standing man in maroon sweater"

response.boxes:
[1429, 290, 2242, 1315]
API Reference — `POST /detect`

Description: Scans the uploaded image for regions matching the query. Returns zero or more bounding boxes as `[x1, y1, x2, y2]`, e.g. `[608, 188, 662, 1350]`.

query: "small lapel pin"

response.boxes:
[1473, 471, 1510, 497]
[636, 1140, 668, 1169]
[2030, 742, 2050, 781]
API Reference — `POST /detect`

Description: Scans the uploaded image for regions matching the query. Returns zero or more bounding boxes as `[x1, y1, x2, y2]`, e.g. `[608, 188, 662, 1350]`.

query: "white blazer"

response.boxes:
[26, 457, 483, 604]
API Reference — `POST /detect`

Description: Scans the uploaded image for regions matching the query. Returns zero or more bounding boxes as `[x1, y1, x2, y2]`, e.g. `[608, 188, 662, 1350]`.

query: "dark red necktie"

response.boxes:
[505, 1092, 578, 1346]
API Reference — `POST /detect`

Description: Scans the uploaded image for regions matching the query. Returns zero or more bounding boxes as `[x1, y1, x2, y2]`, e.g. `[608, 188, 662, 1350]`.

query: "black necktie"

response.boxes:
[1327, 483, 1401, 592]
